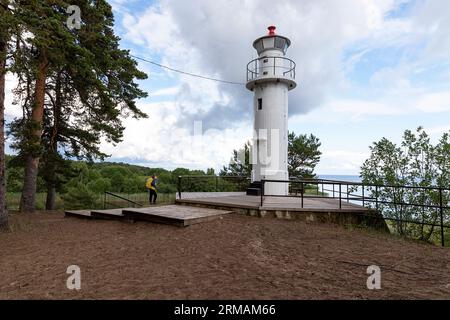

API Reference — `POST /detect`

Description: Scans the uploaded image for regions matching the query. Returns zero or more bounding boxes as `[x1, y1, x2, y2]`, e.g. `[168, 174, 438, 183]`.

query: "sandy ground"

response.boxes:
[0, 210, 449, 300]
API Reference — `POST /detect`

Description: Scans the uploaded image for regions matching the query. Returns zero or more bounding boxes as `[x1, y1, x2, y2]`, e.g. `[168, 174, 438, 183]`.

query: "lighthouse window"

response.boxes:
[257, 98, 263, 110]
[263, 59, 268, 63]
[263, 37, 274, 49]
[254, 41, 264, 54]
[275, 37, 287, 53]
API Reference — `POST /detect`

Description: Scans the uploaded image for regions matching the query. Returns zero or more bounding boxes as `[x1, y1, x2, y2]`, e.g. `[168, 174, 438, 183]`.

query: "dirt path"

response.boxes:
[0, 211, 449, 299]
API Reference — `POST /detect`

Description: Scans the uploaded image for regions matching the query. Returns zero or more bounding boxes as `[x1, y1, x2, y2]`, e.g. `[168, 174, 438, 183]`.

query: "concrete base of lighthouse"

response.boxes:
[248, 169, 289, 196]
[261, 169, 289, 196]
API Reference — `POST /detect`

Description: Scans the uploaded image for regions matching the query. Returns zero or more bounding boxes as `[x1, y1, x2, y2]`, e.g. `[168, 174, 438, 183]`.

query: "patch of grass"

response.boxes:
[6, 192, 177, 211]
[6, 193, 50, 210]
[104, 192, 176, 208]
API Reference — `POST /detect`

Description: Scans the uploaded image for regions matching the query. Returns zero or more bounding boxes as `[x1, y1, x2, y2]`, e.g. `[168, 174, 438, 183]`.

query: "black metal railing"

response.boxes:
[247, 56, 296, 82]
[175, 175, 449, 246]
[103, 191, 143, 209]
[261, 179, 450, 247]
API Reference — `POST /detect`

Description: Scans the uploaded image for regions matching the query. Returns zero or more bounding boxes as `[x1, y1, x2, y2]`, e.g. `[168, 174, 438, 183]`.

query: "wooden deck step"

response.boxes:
[90, 208, 129, 220]
[64, 210, 93, 219]
[122, 205, 232, 227]
[65, 205, 232, 227]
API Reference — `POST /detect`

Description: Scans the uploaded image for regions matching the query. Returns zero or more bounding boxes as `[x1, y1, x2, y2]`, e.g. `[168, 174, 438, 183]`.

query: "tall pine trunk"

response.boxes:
[0, 40, 7, 227]
[45, 71, 61, 211]
[19, 52, 48, 213]
[45, 182, 56, 210]
[44, 144, 57, 210]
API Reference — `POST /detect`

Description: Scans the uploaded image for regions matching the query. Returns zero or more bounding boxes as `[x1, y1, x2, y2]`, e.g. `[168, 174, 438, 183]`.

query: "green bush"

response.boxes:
[62, 183, 100, 210]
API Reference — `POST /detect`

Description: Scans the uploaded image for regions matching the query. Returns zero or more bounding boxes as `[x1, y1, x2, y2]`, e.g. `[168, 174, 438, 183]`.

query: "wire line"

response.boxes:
[131, 54, 245, 86]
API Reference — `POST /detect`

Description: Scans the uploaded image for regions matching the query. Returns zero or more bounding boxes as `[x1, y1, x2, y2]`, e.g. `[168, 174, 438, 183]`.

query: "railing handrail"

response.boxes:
[246, 56, 296, 81]
[262, 178, 450, 192]
[104, 191, 143, 208]
[259, 178, 449, 246]
[178, 175, 251, 179]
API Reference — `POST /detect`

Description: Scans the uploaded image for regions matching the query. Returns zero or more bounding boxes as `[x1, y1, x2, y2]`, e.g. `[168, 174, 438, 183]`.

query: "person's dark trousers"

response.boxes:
[149, 189, 157, 204]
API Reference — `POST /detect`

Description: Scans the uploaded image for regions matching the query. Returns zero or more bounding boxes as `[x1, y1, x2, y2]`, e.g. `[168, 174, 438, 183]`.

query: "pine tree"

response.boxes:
[12, 0, 75, 212]
[220, 141, 252, 177]
[0, 16, 8, 227]
[38, 0, 148, 209]
[287, 132, 322, 179]
[9, 0, 147, 211]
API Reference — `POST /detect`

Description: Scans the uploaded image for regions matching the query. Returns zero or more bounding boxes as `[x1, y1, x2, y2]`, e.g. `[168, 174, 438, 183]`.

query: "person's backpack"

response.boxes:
[146, 178, 153, 189]
[151, 178, 157, 188]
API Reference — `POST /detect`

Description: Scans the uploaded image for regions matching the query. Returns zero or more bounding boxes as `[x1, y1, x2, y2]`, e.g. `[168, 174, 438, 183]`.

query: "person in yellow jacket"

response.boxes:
[146, 175, 158, 204]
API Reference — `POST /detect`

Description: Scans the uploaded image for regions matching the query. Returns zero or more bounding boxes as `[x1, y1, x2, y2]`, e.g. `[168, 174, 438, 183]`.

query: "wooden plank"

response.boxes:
[123, 205, 232, 227]
[64, 210, 93, 219]
[90, 208, 128, 220]
[176, 194, 369, 213]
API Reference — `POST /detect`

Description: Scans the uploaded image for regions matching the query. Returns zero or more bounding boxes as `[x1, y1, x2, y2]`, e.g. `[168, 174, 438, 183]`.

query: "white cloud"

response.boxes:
[316, 149, 369, 175]
[120, 0, 410, 120]
[424, 125, 450, 137]
[149, 86, 179, 97]
[100, 101, 252, 171]
[105, 0, 450, 170]
[415, 92, 450, 113]
[312, 91, 450, 121]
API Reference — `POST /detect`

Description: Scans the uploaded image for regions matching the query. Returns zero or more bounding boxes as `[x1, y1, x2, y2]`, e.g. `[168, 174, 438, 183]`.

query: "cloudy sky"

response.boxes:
[6, 0, 450, 175]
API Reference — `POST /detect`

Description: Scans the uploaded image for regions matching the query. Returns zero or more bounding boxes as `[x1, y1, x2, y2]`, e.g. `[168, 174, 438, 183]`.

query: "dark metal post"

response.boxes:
[103, 192, 106, 209]
[177, 176, 182, 199]
[375, 185, 379, 212]
[339, 183, 342, 209]
[301, 182, 304, 208]
[260, 180, 264, 207]
[215, 176, 218, 192]
[347, 184, 349, 203]
[332, 184, 335, 198]
[362, 185, 365, 207]
[440, 188, 445, 247]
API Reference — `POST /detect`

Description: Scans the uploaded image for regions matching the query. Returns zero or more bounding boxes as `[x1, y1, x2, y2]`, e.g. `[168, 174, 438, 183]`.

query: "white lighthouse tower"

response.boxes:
[246, 26, 297, 196]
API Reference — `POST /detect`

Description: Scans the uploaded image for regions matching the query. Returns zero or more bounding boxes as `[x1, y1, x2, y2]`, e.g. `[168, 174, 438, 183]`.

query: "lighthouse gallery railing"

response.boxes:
[247, 56, 296, 82]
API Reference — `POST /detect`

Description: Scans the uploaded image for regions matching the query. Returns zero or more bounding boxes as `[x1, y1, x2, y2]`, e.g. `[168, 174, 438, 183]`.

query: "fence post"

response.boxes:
[376, 185, 379, 212]
[260, 180, 264, 207]
[362, 185, 365, 207]
[103, 192, 106, 209]
[301, 182, 304, 208]
[215, 176, 218, 192]
[332, 184, 335, 198]
[177, 176, 182, 199]
[339, 183, 342, 209]
[347, 184, 349, 203]
[440, 188, 445, 247]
